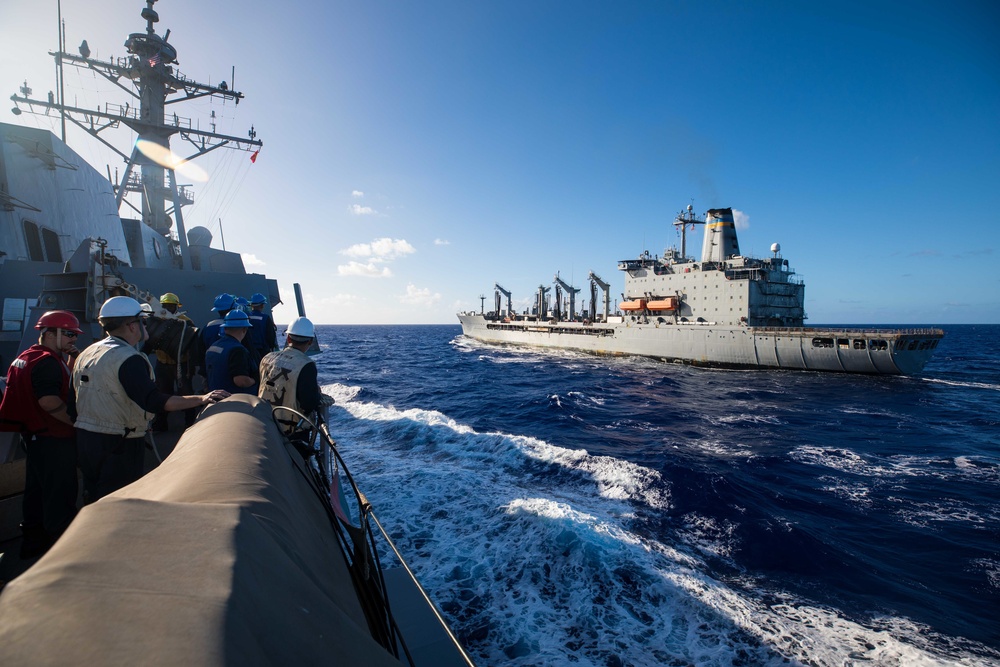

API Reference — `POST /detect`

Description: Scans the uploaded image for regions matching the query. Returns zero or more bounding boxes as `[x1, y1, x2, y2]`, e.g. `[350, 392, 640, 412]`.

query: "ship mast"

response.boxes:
[673, 204, 704, 260]
[9, 0, 262, 269]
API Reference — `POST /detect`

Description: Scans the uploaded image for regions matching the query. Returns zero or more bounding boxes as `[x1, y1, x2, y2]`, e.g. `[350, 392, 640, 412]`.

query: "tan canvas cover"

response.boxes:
[0, 395, 399, 666]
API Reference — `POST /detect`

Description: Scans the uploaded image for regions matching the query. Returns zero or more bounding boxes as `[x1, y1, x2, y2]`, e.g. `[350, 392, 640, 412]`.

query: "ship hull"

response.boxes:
[458, 314, 942, 375]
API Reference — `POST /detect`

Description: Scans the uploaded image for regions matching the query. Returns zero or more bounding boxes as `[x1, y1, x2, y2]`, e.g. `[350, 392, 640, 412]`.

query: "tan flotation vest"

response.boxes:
[73, 336, 155, 437]
[258, 346, 312, 434]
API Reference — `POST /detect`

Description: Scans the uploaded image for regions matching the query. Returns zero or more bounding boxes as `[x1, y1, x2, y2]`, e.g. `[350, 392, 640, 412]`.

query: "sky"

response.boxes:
[2, 0, 998, 324]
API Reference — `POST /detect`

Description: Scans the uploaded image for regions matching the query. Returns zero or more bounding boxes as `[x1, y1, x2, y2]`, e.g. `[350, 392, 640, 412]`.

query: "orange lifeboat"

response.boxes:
[619, 299, 646, 311]
[646, 297, 677, 311]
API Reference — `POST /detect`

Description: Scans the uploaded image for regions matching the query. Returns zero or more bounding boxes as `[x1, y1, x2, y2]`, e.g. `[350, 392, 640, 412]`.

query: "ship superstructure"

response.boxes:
[458, 205, 943, 375]
[1, 0, 274, 364]
[619, 206, 805, 328]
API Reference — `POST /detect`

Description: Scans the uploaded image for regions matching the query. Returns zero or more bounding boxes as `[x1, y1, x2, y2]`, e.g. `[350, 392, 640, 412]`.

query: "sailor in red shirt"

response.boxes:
[0, 311, 82, 559]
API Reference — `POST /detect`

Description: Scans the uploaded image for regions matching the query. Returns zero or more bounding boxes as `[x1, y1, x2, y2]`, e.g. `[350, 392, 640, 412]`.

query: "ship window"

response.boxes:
[23, 220, 44, 261]
[908, 341, 918, 351]
[870, 339, 888, 350]
[853, 339, 865, 349]
[41, 227, 62, 262]
[812, 337, 834, 348]
[837, 338, 849, 349]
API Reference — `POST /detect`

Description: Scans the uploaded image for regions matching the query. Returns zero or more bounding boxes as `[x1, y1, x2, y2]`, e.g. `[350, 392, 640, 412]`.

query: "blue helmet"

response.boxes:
[212, 293, 235, 312]
[249, 292, 267, 305]
[221, 310, 251, 329]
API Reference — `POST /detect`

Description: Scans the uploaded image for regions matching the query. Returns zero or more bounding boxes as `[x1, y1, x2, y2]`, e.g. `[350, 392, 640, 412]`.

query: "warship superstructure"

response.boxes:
[459, 206, 943, 374]
[1, 0, 274, 367]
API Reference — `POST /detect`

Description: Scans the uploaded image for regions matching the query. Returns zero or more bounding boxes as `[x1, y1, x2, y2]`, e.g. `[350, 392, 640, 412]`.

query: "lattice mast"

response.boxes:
[9, 0, 263, 268]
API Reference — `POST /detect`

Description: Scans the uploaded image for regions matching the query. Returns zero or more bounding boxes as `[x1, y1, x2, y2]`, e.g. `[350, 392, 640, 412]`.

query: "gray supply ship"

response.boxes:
[0, 2, 472, 664]
[459, 206, 943, 374]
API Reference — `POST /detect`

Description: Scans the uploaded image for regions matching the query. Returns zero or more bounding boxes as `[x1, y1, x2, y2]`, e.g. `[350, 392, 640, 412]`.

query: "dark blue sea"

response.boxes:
[313, 324, 1000, 666]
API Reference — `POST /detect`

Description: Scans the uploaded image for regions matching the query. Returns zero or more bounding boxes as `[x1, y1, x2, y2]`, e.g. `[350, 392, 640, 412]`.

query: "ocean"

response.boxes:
[313, 324, 999, 666]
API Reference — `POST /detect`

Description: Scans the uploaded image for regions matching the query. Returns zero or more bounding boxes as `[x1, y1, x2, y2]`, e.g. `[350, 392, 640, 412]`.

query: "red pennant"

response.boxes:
[250, 149, 259, 163]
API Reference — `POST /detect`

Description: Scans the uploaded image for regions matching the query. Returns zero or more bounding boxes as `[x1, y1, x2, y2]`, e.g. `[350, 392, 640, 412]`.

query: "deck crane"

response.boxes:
[588, 271, 611, 322]
[553, 274, 581, 322]
[494, 283, 513, 318]
[535, 284, 551, 320]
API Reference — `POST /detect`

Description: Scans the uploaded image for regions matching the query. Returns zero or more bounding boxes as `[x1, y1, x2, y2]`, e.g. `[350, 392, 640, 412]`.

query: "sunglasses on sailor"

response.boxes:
[45, 329, 78, 338]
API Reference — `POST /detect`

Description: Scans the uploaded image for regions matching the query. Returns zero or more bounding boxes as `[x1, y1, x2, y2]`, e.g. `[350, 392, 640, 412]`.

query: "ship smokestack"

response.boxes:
[701, 207, 740, 263]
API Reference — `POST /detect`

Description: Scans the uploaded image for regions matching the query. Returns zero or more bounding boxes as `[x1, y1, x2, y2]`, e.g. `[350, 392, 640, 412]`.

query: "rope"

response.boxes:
[145, 430, 163, 464]
[175, 319, 187, 384]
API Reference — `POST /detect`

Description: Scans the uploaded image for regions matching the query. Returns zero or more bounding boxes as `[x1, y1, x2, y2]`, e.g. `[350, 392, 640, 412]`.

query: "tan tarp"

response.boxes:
[0, 395, 399, 666]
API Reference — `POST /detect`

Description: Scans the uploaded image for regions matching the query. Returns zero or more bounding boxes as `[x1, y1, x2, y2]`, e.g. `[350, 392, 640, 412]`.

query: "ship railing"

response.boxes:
[753, 326, 945, 337]
[271, 407, 475, 666]
[485, 322, 614, 336]
[103, 102, 194, 131]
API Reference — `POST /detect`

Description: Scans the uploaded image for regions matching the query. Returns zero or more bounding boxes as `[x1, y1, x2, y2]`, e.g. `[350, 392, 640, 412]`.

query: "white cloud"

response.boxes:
[352, 190, 364, 198]
[241, 253, 266, 267]
[337, 261, 393, 278]
[341, 237, 415, 261]
[434, 238, 450, 246]
[402, 283, 441, 306]
[371, 237, 415, 259]
[349, 204, 376, 215]
[733, 209, 750, 230]
[342, 242, 374, 259]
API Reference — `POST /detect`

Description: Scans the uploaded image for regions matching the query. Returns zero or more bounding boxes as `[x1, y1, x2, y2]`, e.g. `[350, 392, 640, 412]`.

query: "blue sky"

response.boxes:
[3, 0, 998, 324]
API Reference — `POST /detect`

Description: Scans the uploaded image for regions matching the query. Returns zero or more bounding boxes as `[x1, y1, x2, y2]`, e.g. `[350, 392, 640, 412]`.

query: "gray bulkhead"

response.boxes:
[0, 124, 130, 265]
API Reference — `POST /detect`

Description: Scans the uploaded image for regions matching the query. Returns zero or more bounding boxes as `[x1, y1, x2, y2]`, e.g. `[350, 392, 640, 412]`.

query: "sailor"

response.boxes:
[205, 310, 259, 394]
[247, 292, 278, 361]
[258, 316, 325, 438]
[72, 296, 229, 502]
[151, 292, 196, 431]
[200, 293, 235, 351]
[196, 293, 235, 384]
[0, 311, 82, 558]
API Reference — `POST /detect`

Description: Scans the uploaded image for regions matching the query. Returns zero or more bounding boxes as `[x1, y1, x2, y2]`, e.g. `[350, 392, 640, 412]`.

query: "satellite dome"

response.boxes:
[771, 242, 781, 254]
[187, 226, 213, 247]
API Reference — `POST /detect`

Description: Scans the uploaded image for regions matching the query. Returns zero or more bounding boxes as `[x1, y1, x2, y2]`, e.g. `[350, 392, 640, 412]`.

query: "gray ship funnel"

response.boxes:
[701, 207, 740, 263]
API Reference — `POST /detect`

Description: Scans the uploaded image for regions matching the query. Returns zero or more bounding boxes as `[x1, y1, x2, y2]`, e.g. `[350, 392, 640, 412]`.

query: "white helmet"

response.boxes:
[99, 296, 146, 319]
[287, 316, 315, 339]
